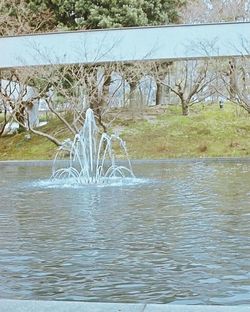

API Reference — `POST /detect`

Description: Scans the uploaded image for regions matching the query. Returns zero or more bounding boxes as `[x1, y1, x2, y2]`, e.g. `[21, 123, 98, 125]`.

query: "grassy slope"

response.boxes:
[0, 104, 249, 160]
[119, 104, 250, 159]
[0, 117, 71, 160]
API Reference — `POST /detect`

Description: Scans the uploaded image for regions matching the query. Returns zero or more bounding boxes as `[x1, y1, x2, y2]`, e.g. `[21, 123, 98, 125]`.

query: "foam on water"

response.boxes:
[32, 177, 149, 189]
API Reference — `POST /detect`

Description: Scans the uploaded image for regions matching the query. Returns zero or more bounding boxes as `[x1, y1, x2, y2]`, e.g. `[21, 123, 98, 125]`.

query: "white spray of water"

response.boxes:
[51, 108, 134, 184]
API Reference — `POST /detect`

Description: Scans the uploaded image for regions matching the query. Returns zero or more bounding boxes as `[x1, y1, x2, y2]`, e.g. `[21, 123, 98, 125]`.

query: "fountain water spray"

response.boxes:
[51, 108, 135, 184]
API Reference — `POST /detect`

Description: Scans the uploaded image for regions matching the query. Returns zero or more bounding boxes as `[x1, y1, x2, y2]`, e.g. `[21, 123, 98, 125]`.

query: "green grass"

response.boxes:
[0, 116, 71, 160]
[0, 103, 249, 160]
[120, 104, 250, 159]
[0, 134, 56, 160]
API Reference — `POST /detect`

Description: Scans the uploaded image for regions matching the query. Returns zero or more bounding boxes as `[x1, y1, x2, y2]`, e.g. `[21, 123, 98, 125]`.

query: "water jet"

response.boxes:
[51, 108, 134, 184]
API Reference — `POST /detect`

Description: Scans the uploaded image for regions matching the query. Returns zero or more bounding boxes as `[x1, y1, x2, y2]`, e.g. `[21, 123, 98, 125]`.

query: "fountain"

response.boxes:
[51, 108, 135, 184]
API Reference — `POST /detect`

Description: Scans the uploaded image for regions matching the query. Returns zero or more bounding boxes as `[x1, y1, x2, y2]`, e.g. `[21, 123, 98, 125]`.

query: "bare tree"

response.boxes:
[0, 0, 57, 36]
[120, 64, 140, 109]
[156, 60, 215, 115]
[181, 0, 250, 24]
[180, 0, 250, 114]
[0, 60, 126, 145]
[219, 58, 250, 113]
[151, 61, 173, 106]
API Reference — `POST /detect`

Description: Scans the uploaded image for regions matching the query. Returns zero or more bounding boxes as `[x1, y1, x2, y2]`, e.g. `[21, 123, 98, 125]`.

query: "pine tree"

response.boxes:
[27, 0, 185, 30]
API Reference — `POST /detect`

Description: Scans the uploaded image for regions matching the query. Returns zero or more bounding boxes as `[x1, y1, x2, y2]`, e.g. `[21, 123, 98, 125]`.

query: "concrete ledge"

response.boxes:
[0, 160, 53, 166]
[143, 304, 250, 312]
[0, 300, 249, 312]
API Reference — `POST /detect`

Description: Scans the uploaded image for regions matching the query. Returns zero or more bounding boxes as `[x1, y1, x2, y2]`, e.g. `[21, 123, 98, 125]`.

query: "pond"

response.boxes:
[0, 159, 249, 305]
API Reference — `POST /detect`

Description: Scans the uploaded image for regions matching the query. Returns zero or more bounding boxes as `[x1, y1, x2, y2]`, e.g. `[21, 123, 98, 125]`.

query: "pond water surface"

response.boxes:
[0, 159, 249, 305]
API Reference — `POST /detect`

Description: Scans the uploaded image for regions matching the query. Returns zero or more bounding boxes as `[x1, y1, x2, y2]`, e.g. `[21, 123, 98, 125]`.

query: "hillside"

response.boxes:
[0, 104, 249, 160]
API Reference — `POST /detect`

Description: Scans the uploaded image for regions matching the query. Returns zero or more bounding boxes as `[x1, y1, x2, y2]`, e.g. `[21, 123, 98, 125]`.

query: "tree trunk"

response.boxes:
[100, 73, 111, 108]
[229, 59, 237, 100]
[129, 81, 137, 109]
[0, 107, 8, 136]
[15, 103, 26, 131]
[155, 61, 172, 105]
[181, 100, 189, 116]
[84, 67, 101, 116]
[156, 82, 165, 105]
[89, 89, 100, 115]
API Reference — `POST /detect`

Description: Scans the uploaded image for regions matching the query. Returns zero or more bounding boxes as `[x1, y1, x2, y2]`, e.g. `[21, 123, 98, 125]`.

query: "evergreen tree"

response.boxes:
[27, 0, 185, 30]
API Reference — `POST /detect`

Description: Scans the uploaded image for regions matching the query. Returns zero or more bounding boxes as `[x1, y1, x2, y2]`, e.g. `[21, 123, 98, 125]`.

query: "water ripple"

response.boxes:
[0, 160, 249, 304]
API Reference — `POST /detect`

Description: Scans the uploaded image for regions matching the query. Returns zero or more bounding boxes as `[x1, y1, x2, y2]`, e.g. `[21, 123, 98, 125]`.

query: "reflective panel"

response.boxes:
[1, 22, 250, 68]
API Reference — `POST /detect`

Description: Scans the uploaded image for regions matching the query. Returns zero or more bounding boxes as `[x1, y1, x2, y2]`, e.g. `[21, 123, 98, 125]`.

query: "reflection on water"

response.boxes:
[0, 160, 249, 304]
